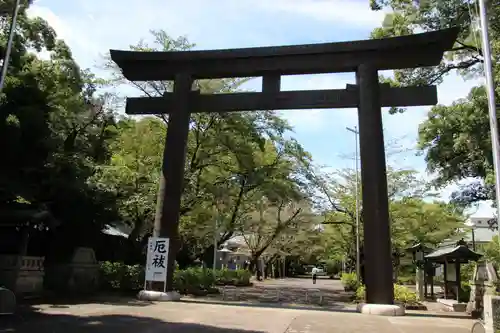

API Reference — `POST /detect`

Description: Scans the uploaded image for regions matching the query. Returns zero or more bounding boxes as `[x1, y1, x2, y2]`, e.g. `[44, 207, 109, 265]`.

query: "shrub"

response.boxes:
[459, 281, 471, 303]
[324, 260, 341, 277]
[355, 284, 418, 304]
[99, 261, 252, 294]
[215, 268, 252, 286]
[340, 272, 360, 291]
[394, 284, 418, 304]
[99, 261, 144, 291]
[173, 267, 218, 294]
[355, 284, 365, 301]
[396, 276, 416, 285]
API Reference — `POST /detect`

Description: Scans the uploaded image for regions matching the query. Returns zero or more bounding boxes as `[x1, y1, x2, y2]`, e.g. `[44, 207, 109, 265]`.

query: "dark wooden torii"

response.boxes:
[110, 27, 459, 305]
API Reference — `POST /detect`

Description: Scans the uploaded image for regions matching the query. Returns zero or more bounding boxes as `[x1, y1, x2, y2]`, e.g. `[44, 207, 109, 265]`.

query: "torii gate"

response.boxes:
[110, 28, 458, 307]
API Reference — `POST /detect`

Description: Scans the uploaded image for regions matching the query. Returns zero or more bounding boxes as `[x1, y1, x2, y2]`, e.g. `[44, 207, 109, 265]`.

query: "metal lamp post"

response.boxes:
[346, 126, 361, 281]
[407, 243, 432, 301]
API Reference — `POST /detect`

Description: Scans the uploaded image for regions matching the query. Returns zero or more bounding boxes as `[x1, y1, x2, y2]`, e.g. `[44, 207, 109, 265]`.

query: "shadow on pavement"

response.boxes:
[19, 292, 151, 308]
[181, 299, 476, 322]
[0, 312, 266, 333]
[179, 298, 356, 313]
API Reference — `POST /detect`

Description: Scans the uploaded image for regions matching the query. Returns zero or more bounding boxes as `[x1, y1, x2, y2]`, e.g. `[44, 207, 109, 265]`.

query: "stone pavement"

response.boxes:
[214, 278, 353, 305]
[1, 299, 475, 333]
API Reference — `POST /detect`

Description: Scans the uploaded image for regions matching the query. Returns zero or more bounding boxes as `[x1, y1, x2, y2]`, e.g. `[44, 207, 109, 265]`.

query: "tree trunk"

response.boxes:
[250, 256, 262, 281]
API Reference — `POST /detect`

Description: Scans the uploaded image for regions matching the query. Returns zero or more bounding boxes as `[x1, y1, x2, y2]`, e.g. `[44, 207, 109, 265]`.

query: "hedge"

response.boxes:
[99, 261, 252, 295]
[356, 284, 418, 304]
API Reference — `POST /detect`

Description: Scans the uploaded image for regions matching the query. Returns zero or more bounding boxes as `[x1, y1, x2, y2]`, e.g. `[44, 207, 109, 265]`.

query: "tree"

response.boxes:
[0, 1, 121, 262]
[369, 0, 500, 206]
[313, 166, 462, 272]
[311, 167, 428, 268]
[418, 86, 495, 203]
[389, 198, 465, 251]
[239, 198, 315, 278]
[370, 0, 493, 87]
[483, 236, 500, 266]
[101, 30, 313, 267]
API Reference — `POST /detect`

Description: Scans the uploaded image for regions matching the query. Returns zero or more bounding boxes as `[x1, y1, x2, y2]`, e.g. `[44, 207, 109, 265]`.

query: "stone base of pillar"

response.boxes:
[137, 290, 181, 302]
[356, 303, 405, 316]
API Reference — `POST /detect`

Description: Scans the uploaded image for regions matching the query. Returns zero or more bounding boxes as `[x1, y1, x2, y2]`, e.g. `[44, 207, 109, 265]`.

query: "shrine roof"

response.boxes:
[425, 245, 482, 263]
[406, 243, 434, 253]
[110, 28, 459, 81]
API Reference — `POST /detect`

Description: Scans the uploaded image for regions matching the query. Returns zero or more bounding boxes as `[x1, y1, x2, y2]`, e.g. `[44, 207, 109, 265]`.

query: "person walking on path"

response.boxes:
[311, 266, 318, 284]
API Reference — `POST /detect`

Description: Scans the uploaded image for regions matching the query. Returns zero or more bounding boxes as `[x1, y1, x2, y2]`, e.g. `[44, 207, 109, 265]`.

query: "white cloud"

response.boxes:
[254, 0, 388, 29]
[27, 4, 101, 61]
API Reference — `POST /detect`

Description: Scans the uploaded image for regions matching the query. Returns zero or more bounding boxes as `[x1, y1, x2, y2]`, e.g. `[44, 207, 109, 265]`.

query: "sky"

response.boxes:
[26, 0, 493, 216]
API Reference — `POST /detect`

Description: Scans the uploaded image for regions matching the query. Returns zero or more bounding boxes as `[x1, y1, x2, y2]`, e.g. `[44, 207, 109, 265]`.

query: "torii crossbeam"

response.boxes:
[111, 27, 459, 305]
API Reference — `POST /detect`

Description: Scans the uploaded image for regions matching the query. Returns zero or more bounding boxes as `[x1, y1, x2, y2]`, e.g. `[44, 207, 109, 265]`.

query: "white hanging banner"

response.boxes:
[145, 237, 169, 282]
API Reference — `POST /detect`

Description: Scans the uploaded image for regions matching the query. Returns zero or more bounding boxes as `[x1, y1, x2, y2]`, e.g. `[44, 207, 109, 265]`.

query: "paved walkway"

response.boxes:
[213, 278, 353, 305]
[2, 299, 475, 333]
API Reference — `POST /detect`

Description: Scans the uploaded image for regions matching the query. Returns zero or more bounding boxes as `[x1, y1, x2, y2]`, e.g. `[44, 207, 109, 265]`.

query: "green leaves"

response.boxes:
[314, 167, 463, 268]
[370, 0, 500, 205]
[419, 86, 492, 183]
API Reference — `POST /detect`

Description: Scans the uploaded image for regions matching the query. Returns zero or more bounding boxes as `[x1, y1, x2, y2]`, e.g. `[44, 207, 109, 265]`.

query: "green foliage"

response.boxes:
[370, 0, 500, 205]
[99, 262, 251, 294]
[174, 267, 251, 294]
[341, 272, 360, 291]
[461, 262, 476, 282]
[396, 275, 416, 286]
[460, 281, 471, 303]
[393, 284, 418, 304]
[174, 267, 216, 293]
[324, 260, 341, 276]
[390, 197, 465, 251]
[214, 268, 252, 286]
[99, 261, 144, 291]
[356, 284, 418, 304]
[0, 0, 121, 259]
[484, 236, 500, 269]
[314, 167, 463, 271]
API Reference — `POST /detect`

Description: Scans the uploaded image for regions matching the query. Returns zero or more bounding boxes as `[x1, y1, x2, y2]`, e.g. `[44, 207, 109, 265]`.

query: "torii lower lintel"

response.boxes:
[124, 85, 438, 115]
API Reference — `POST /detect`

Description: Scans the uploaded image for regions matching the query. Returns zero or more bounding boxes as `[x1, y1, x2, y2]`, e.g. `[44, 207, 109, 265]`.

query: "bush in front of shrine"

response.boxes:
[174, 267, 252, 295]
[99, 261, 252, 294]
[100, 261, 144, 291]
[340, 272, 360, 292]
[355, 284, 418, 305]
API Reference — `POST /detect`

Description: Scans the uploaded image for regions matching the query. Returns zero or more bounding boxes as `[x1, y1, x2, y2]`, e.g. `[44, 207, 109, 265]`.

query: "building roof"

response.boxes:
[101, 222, 131, 238]
[425, 245, 482, 263]
[464, 227, 497, 243]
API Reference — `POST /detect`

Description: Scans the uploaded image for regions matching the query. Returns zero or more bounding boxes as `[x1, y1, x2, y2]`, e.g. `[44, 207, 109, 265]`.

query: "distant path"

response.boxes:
[254, 277, 344, 291]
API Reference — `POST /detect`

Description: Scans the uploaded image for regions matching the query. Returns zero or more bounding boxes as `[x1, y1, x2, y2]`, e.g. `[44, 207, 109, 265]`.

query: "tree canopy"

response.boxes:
[370, 0, 500, 208]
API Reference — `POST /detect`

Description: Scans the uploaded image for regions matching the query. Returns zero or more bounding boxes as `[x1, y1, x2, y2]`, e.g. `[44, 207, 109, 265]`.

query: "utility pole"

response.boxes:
[0, 0, 21, 92]
[346, 126, 361, 281]
[478, 0, 500, 237]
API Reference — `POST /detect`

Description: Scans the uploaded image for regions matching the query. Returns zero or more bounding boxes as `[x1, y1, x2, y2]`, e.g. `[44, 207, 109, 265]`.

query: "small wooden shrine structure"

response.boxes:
[425, 241, 482, 301]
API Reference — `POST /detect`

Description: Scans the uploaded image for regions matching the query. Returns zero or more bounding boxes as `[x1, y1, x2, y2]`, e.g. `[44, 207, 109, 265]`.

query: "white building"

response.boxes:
[464, 217, 497, 247]
[215, 235, 265, 272]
